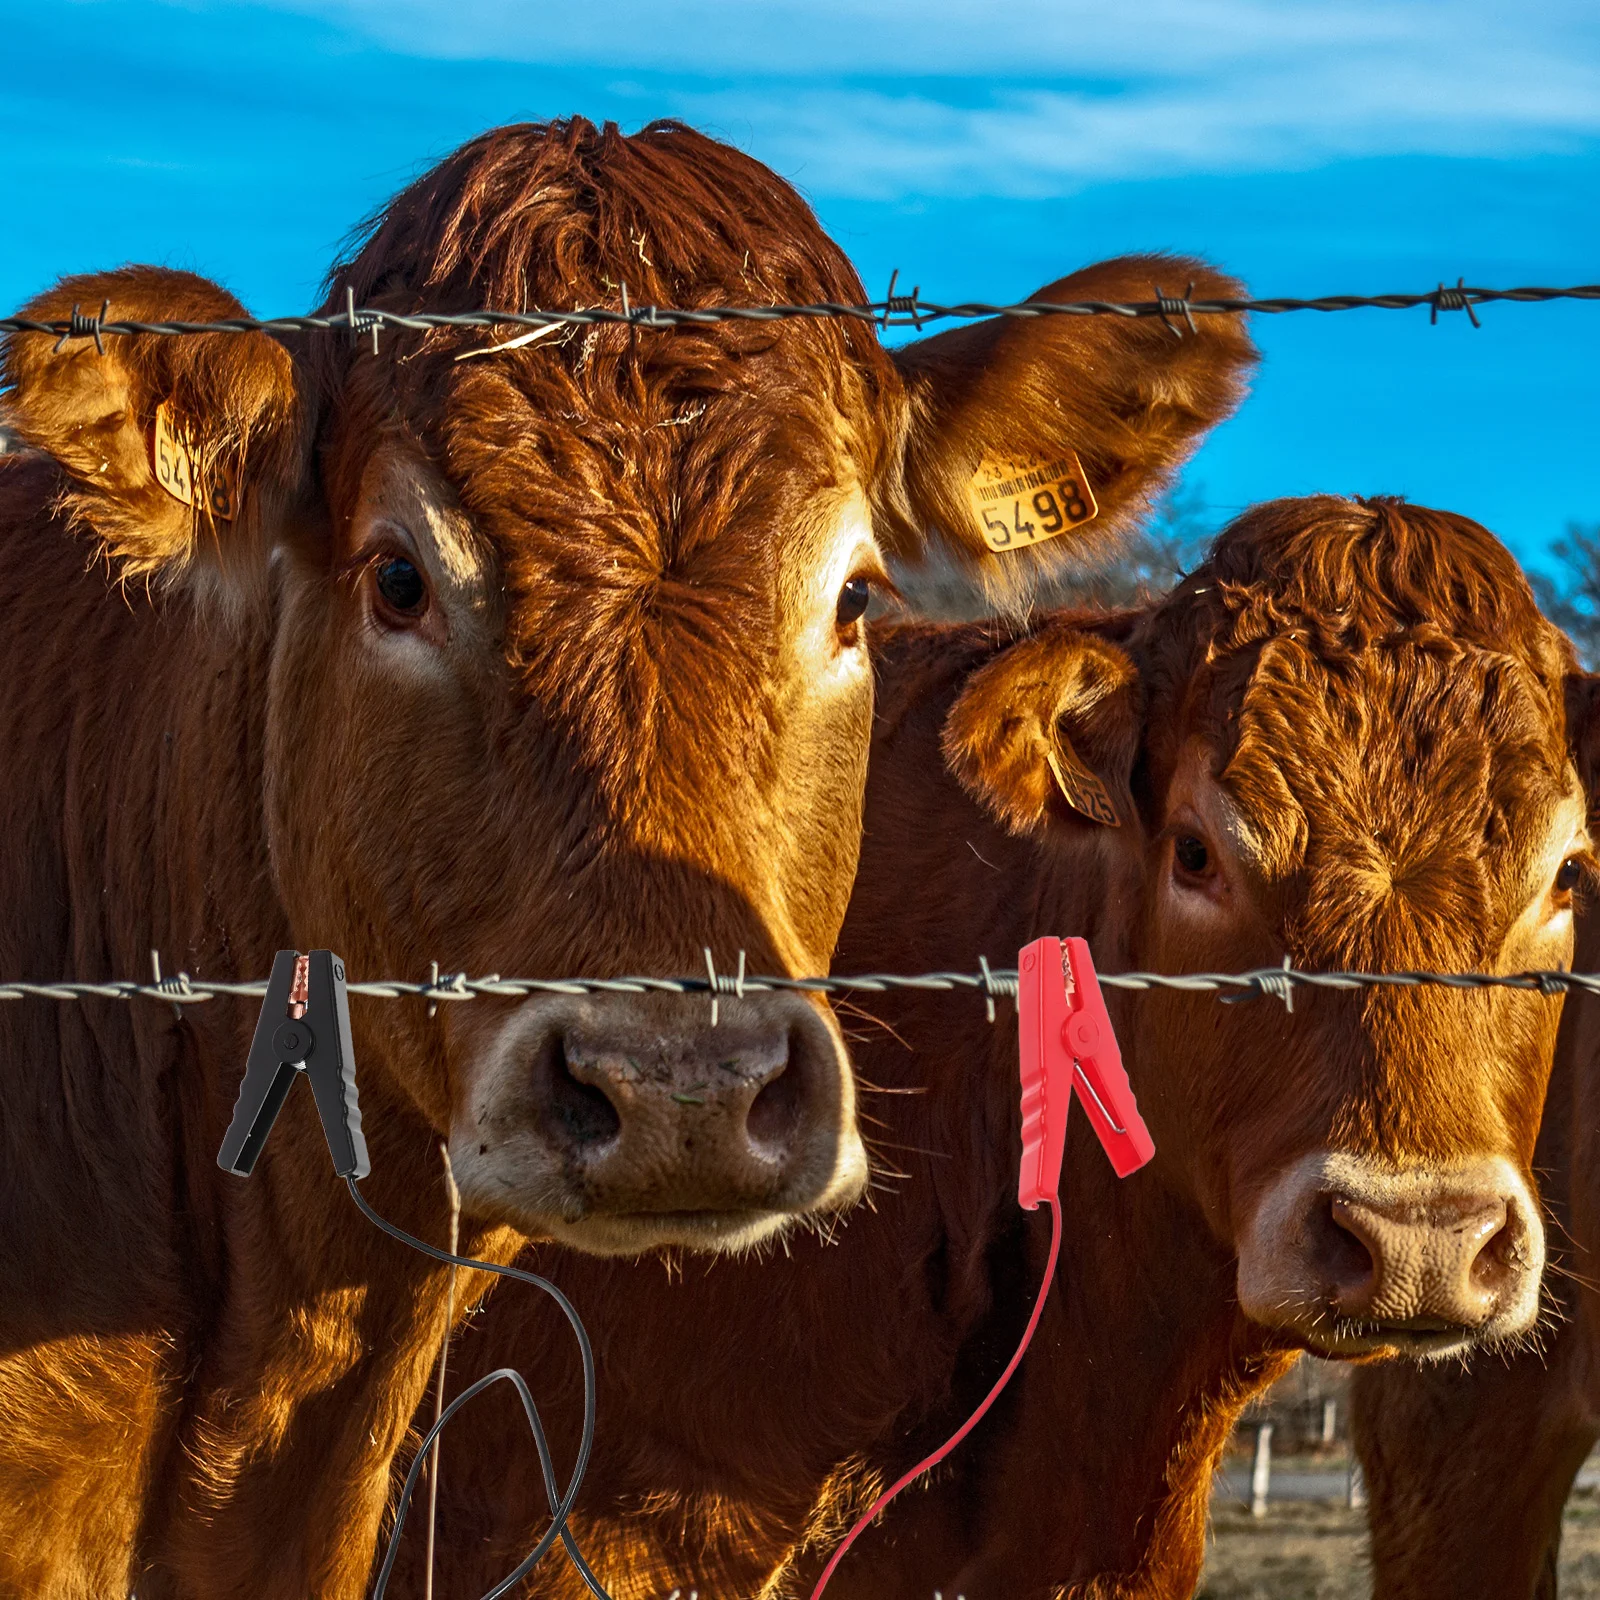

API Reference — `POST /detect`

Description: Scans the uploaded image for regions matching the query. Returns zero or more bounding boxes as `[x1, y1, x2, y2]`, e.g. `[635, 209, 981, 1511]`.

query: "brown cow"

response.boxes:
[416, 495, 1596, 1600]
[1351, 911, 1600, 1599]
[0, 120, 1252, 1598]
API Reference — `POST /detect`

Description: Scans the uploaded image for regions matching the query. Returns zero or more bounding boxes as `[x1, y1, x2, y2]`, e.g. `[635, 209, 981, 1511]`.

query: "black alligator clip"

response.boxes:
[218, 949, 370, 1179]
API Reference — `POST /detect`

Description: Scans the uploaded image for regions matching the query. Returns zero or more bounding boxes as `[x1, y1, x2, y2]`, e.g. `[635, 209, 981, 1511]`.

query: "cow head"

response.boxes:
[2, 119, 1252, 1255]
[947, 496, 1600, 1356]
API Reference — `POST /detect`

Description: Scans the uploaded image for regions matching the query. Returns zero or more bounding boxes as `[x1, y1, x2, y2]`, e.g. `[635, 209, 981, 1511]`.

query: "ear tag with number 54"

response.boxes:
[967, 450, 1098, 554]
[153, 402, 236, 522]
[153, 403, 196, 507]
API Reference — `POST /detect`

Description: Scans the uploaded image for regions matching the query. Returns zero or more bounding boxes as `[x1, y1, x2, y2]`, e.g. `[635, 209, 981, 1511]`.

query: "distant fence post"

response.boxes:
[1322, 1397, 1337, 1445]
[1348, 1460, 1368, 1510]
[1251, 1423, 1274, 1518]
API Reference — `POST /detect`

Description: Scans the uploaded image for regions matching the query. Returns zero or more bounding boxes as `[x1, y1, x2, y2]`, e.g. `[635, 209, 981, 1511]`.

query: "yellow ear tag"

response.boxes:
[151, 402, 235, 521]
[967, 450, 1098, 554]
[1046, 743, 1120, 827]
[152, 402, 195, 507]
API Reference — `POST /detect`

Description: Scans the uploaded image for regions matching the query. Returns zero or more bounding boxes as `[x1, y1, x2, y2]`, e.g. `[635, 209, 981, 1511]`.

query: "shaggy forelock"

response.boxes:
[303, 118, 902, 812]
[1134, 496, 1576, 966]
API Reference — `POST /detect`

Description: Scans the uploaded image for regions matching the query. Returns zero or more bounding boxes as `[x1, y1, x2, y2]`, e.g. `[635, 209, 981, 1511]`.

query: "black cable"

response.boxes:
[346, 1177, 614, 1600]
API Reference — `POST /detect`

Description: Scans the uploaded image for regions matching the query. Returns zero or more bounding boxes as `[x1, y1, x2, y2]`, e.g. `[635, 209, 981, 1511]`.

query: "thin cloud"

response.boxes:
[673, 66, 1600, 199]
[181, 0, 1600, 195]
[251, 0, 1535, 77]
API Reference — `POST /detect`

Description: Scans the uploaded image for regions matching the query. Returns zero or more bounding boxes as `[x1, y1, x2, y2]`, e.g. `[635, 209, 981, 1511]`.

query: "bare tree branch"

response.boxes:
[1530, 523, 1600, 670]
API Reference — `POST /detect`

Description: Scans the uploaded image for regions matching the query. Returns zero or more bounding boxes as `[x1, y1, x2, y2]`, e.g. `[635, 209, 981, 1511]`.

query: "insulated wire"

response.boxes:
[808, 1195, 1065, 1599]
[346, 1177, 614, 1600]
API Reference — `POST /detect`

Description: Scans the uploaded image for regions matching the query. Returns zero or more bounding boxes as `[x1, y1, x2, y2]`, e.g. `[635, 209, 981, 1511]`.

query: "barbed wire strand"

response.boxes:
[5, 282, 1599, 348]
[1, 963, 1593, 1013]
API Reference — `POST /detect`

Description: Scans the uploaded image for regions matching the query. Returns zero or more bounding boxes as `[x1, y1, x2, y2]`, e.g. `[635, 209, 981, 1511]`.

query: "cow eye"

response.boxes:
[836, 576, 871, 628]
[1174, 835, 1211, 876]
[374, 556, 428, 617]
[1556, 856, 1585, 894]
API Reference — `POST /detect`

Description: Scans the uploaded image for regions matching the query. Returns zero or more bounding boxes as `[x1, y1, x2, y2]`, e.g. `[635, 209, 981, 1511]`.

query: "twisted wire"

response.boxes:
[5, 282, 1599, 346]
[2, 964, 1594, 1009]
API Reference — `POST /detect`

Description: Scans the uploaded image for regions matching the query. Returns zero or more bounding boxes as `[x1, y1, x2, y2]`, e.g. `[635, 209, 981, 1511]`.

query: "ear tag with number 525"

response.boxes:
[967, 450, 1098, 554]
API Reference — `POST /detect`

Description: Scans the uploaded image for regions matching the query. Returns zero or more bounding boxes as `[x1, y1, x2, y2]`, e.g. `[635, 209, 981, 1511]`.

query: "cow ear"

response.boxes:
[1566, 671, 1600, 816]
[942, 625, 1141, 837]
[2, 267, 311, 593]
[882, 255, 1254, 600]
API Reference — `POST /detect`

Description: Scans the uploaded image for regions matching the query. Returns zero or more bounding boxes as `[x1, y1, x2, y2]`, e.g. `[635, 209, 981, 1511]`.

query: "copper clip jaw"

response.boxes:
[218, 949, 369, 1179]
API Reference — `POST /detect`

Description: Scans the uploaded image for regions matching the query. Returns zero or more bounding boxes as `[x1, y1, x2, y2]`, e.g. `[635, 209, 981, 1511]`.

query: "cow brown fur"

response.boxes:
[1350, 897, 1600, 1598]
[0, 120, 1252, 1598]
[417, 496, 1598, 1599]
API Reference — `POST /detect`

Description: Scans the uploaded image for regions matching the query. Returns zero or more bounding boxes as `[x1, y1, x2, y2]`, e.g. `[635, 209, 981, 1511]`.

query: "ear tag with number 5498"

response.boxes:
[968, 450, 1099, 554]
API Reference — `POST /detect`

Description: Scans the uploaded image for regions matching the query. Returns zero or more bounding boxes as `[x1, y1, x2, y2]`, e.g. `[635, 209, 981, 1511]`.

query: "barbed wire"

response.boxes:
[3, 962, 1597, 1013]
[5, 280, 1600, 351]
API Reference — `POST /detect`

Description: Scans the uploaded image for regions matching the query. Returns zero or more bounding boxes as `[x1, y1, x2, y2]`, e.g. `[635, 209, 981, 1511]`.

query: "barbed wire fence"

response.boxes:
[11, 268, 1600, 1600]
[6, 959, 1600, 1016]
[6, 279, 1600, 355]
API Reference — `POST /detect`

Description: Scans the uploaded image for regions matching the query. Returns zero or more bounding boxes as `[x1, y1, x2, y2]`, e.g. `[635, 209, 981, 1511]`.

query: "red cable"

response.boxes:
[808, 1196, 1064, 1600]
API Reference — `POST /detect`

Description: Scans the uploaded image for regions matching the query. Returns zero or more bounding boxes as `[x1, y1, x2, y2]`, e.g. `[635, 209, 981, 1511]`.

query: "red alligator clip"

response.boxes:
[1017, 936, 1155, 1209]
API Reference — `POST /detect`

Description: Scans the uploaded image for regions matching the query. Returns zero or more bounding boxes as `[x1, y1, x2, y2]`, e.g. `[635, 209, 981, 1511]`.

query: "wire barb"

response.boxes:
[51, 298, 108, 355]
[978, 955, 1003, 1023]
[344, 286, 382, 355]
[1430, 276, 1482, 329]
[1222, 956, 1296, 1012]
[700, 949, 750, 1027]
[1153, 282, 1199, 339]
[880, 268, 925, 329]
[149, 948, 192, 1022]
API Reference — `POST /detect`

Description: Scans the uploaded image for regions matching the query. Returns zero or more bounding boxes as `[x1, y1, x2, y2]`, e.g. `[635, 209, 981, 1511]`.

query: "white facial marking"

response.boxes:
[1518, 789, 1591, 939]
[357, 446, 485, 587]
[797, 493, 881, 691]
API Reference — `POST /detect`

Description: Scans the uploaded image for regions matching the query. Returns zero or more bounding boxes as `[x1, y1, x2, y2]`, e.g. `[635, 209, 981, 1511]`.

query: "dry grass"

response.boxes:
[1198, 1488, 1600, 1599]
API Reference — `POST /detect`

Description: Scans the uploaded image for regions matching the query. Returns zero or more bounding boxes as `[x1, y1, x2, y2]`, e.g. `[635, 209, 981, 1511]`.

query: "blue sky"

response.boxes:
[3, 0, 1597, 571]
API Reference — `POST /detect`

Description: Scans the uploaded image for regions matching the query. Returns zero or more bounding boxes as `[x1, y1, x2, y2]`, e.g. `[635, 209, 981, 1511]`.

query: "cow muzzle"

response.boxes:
[450, 991, 867, 1254]
[1235, 1151, 1543, 1358]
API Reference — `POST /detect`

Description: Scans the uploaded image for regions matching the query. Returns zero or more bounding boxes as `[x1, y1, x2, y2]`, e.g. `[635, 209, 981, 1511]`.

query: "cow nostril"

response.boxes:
[540, 1033, 622, 1149]
[1322, 1198, 1379, 1296]
[1324, 1193, 1516, 1325]
[746, 1036, 805, 1152]
[1470, 1213, 1519, 1295]
[747, 1066, 802, 1151]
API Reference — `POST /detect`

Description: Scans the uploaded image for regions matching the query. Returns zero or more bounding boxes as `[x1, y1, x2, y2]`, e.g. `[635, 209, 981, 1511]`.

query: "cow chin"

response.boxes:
[1234, 1151, 1545, 1361]
[541, 1208, 807, 1258]
[447, 1142, 868, 1257]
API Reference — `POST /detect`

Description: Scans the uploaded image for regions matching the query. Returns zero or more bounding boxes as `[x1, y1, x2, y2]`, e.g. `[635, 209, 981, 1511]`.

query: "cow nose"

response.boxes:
[517, 990, 863, 1226]
[1234, 1154, 1544, 1353]
[1323, 1192, 1517, 1327]
[560, 1025, 795, 1161]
